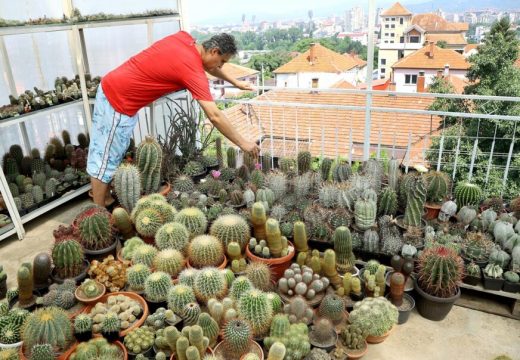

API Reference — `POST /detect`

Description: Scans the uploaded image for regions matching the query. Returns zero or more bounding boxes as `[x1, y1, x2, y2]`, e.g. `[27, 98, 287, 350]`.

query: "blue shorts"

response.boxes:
[86, 84, 139, 184]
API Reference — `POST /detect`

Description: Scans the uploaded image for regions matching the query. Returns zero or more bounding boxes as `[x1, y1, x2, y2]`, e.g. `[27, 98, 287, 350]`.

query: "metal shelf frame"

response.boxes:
[0, 0, 186, 242]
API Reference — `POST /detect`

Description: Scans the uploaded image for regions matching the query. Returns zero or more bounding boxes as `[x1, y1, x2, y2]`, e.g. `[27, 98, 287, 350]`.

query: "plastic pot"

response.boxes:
[482, 274, 504, 291]
[83, 239, 119, 262]
[414, 278, 460, 321]
[502, 281, 520, 293]
[386, 293, 415, 325]
[245, 241, 295, 280]
[462, 274, 481, 286]
[424, 203, 442, 220]
[50, 259, 90, 285]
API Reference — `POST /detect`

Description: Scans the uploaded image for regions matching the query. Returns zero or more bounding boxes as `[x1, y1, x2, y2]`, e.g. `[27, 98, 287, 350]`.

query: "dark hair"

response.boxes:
[202, 33, 237, 56]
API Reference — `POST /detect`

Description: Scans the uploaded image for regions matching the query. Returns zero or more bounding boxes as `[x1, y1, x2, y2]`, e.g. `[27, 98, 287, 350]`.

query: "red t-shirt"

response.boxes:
[101, 31, 213, 116]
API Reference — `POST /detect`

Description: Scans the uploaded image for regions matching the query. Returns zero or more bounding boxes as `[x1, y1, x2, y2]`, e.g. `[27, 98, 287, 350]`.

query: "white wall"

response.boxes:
[393, 68, 467, 93]
[275, 70, 360, 88]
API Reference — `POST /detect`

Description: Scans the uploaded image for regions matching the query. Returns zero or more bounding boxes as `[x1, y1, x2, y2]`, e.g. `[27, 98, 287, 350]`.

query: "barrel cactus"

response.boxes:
[349, 297, 397, 337]
[127, 264, 152, 292]
[403, 176, 426, 228]
[136, 136, 162, 194]
[454, 182, 482, 208]
[173, 175, 195, 193]
[194, 267, 228, 303]
[74, 206, 113, 250]
[175, 207, 208, 238]
[113, 163, 141, 213]
[51, 237, 85, 279]
[155, 222, 190, 254]
[423, 171, 450, 203]
[230, 276, 254, 301]
[154, 249, 185, 277]
[144, 271, 172, 302]
[244, 262, 272, 291]
[167, 284, 197, 314]
[21, 307, 73, 354]
[222, 318, 252, 356]
[210, 214, 250, 252]
[318, 294, 345, 324]
[238, 289, 273, 337]
[354, 199, 376, 231]
[188, 235, 225, 268]
[132, 244, 158, 267]
[378, 187, 398, 216]
[417, 245, 464, 298]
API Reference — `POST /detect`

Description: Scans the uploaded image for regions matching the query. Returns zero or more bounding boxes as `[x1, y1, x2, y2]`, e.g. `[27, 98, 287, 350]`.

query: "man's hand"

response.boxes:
[234, 80, 255, 91]
[239, 140, 260, 159]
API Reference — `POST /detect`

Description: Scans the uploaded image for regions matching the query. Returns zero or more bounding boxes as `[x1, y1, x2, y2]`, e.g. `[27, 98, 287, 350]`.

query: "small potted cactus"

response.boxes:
[482, 263, 504, 291]
[123, 325, 155, 357]
[183, 160, 206, 182]
[463, 262, 481, 286]
[349, 297, 398, 344]
[308, 318, 338, 352]
[503, 271, 520, 293]
[386, 271, 415, 325]
[213, 319, 264, 360]
[75, 278, 106, 304]
[332, 323, 368, 360]
[144, 272, 172, 312]
[422, 171, 451, 220]
[73, 313, 93, 342]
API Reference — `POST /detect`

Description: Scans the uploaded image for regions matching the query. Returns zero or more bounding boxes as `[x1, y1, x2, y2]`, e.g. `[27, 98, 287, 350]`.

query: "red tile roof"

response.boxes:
[330, 80, 356, 89]
[222, 89, 440, 166]
[425, 33, 467, 46]
[412, 14, 469, 32]
[381, 2, 412, 16]
[344, 53, 367, 68]
[392, 43, 470, 70]
[207, 63, 258, 81]
[273, 43, 360, 74]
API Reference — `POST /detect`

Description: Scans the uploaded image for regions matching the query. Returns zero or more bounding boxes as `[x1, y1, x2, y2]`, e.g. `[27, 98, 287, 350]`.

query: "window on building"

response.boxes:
[384, 40, 388, 43]
[381, 59, 386, 65]
[410, 36, 420, 43]
[405, 74, 418, 84]
[385, 33, 389, 36]
[400, 36, 404, 43]
[390, 40, 394, 43]
[391, 24, 395, 28]
[385, 24, 389, 28]
[386, 17, 390, 21]
[312, 78, 319, 88]
[391, 33, 395, 37]
[381, 68, 386, 73]
[400, 18, 404, 25]
[398, 50, 404, 58]
[391, 17, 395, 21]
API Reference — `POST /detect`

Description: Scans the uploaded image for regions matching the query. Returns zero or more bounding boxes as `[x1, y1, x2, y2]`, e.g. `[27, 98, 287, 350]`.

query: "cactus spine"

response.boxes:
[403, 176, 427, 227]
[334, 226, 355, 273]
[354, 199, 376, 230]
[297, 151, 311, 175]
[136, 136, 163, 194]
[113, 163, 141, 213]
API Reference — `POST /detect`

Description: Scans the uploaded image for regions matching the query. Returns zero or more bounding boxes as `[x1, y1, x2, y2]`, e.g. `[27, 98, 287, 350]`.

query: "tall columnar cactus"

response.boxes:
[144, 271, 172, 302]
[193, 267, 228, 303]
[387, 159, 400, 191]
[156, 222, 190, 254]
[261, 152, 272, 173]
[154, 249, 185, 277]
[334, 226, 355, 273]
[363, 229, 380, 253]
[33, 252, 52, 289]
[197, 312, 219, 347]
[454, 182, 482, 208]
[22, 307, 73, 354]
[266, 219, 283, 258]
[239, 289, 273, 337]
[210, 214, 250, 252]
[251, 169, 265, 189]
[9, 144, 24, 167]
[320, 158, 333, 181]
[216, 137, 224, 169]
[136, 136, 163, 194]
[227, 147, 237, 169]
[378, 188, 398, 216]
[251, 202, 267, 241]
[403, 176, 427, 227]
[52, 238, 85, 279]
[174, 208, 208, 238]
[363, 159, 383, 191]
[113, 163, 141, 213]
[332, 162, 352, 183]
[321, 249, 342, 289]
[74, 206, 113, 250]
[168, 284, 197, 314]
[354, 199, 376, 231]
[222, 318, 252, 356]
[297, 151, 312, 175]
[127, 263, 152, 292]
[188, 235, 225, 268]
[17, 265, 34, 307]
[423, 171, 450, 203]
[417, 245, 464, 298]
[293, 221, 308, 253]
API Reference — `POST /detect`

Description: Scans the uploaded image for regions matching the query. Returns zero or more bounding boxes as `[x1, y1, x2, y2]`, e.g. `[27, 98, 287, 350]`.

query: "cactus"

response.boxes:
[333, 226, 355, 273]
[127, 264, 152, 292]
[322, 249, 342, 289]
[134, 208, 161, 238]
[264, 314, 310, 359]
[20, 192, 34, 209]
[378, 187, 398, 216]
[349, 297, 398, 337]
[484, 263, 503, 279]
[189, 235, 225, 268]
[417, 245, 464, 298]
[33, 252, 52, 289]
[101, 311, 120, 335]
[51, 238, 85, 279]
[504, 271, 519, 283]
[363, 229, 379, 253]
[250, 169, 264, 190]
[31, 185, 44, 203]
[354, 199, 376, 231]
[238, 289, 273, 336]
[110, 207, 133, 240]
[113, 163, 141, 213]
[251, 202, 267, 241]
[222, 318, 252, 356]
[293, 221, 308, 253]
[423, 171, 450, 203]
[167, 284, 197, 314]
[318, 294, 345, 324]
[215, 137, 224, 169]
[17, 265, 34, 308]
[297, 151, 312, 175]
[265, 219, 283, 258]
[182, 302, 201, 326]
[194, 267, 227, 303]
[9, 144, 23, 167]
[319, 158, 333, 181]
[175, 207, 208, 238]
[73, 314, 92, 336]
[331, 162, 352, 183]
[78, 279, 101, 298]
[154, 222, 189, 254]
[144, 271, 172, 302]
[132, 244, 158, 267]
[178, 268, 199, 287]
[174, 175, 196, 193]
[45, 178, 58, 198]
[21, 307, 73, 353]
[229, 190, 244, 206]
[28, 343, 54, 360]
[403, 176, 426, 228]
[225, 147, 237, 169]
[154, 249, 185, 277]
[230, 276, 254, 301]
[454, 182, 482, 208]
[74, 206, 113, 250]
[238, 165, 251, 181]
[209, 214, 250, 254]
[244, 262, 272, 291]
[363, 159, 383, 191]
[136, 136, 163, 194]
[318, 184, 338, 208]
[379, 215, 403, 255]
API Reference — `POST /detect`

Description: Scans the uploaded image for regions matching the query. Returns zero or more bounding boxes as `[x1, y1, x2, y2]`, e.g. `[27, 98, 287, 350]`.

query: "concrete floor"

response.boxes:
[0, 195, 519, 360]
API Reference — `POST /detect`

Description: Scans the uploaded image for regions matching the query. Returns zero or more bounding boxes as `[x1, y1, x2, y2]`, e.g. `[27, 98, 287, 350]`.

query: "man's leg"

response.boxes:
[91, 177, 110, 207]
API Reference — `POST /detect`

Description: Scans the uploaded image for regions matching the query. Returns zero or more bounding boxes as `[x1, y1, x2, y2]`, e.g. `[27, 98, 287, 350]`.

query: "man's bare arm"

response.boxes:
[207, 67, 254, 90]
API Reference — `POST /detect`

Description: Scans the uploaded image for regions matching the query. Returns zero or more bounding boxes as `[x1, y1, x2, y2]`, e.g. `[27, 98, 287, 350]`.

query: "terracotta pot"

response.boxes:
[74, 281, 106, 304]
[84, 292, 148, 337]
[20, 342, 76, 360]
[66, 340, 127, 360]
[343, 340, 368, 359]
[170, 348, 214, 359]
[214, 340, 264, 360]
[366, 326, 394, 344]
[187, 256, 228, 270]
[424, 203, 442, 220]
[245, 241, 295, 280]
[160, 182, 172, 197]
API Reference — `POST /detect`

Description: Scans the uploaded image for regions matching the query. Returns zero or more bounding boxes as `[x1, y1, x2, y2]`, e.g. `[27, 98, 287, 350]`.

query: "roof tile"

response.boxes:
[206, 63, 258, 81]
[392, 43, 470, 70]
[381, 2, 412, 16]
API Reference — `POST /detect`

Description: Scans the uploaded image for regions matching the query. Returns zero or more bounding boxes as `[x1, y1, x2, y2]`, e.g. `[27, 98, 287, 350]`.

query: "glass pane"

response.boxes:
[0, 0, 63, 21]
[0, 125, 24, 159]
[153, 21, 180, 42]
[4, 34, 42, 93]
[73, 0, 178, 16]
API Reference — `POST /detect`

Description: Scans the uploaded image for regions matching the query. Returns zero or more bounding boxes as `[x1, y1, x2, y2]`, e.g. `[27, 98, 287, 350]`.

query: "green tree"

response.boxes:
[247, 52, 291, 78]
[436, 40, 448, 48]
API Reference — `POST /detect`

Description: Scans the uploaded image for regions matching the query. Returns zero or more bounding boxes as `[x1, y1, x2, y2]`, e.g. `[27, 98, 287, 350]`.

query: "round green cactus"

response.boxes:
[188, 235, 225, 268]
[75, 206, 113, 250]
[167, 284, 197, 315]
[112, 207, 134, 239]
[266, 292, 283, 313]
[197, 312, 219, 347]
[354, 199, 376, 231]
[74, 314, 92, 334]
[222, 318, 252, 356]
[238, 289, 273, 337]
[28, 343, 54, 360]
[149, 200, 177, 223]
[210, 214, 250, 252]
[22, 307, 73, 353]
[318, 294, 345, 323]
[194, 267, 228, 303]
[178, 268, 199, 287]
[454, 182, 482, 208]
[417, 245, 464, 298]
[173, 175, 195, 193]
[132, 244, 158, 267]
[175, 207, 208, 238]
[244, 261, 272, 291]
[101, 312, 121, 334]
[181, 302, 201, 326]
[154, 249, 185, 277]
[127, 264, 152, 292]
[136, 208, 164, 238]
[0, 322, 20, 344]
[230, 276, 254, 301]
[423, 171, 450, 203]
[349, 297, 398, 337]
[51, 238, 85, 279]
[155, 222, 190, 254]
[144, 272, 172, 302]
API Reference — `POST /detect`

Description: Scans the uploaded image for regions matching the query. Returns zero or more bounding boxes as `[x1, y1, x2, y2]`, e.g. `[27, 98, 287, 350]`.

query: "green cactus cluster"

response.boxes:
[69, 337, 123, 360]
[124, 325, 155, 354]
[193, 267, 228, 303]
[78, 279, 102, 299]
[136, 136, 163, 194]
[349, 297, 398, 337]
[162, 325, 210, 360]
[101, 311, 121, 335]
[264, 314, 310, 360]
[183, 161, 205, 177]
[21, 307, 73, 354]
[318, 294, 345, 324]
[51, 237, 85, 279]
[403, 176, 427, 228]
[210, 214, 250, 253]
[144, 271, 172, 302]
[379, 215, 403, 255]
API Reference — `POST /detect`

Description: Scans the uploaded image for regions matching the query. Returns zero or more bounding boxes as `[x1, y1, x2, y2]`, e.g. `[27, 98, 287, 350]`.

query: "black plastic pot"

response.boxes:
[482, 274, 504, 291]
[463, 274, 481, 286]
[50, 259, 90, 284]
[414, 278, 460, 321]
[502, 281, 520, 293]
[83, 239, 118, 262]
[74, 330, 93, 342]
[0, 279, 6, 300]
[386, 293, 415, 324]
[102, 330, 120, 342]
[144, 297, 167, 314]
[190, 170, 207, 184]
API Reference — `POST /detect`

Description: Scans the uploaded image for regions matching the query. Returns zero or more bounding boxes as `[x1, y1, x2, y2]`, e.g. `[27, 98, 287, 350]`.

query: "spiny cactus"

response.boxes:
[135, 208, 163, 238]
[210, 214, 250, 252]
[174, 175, 196, 193]
[354, 199, 376, 231]
[403, 176, 427, 228]
[154, 249, 185, 277]
[154, 222, 189, 254]
[349, 297, 398, 337]
[175, 207, 208, 238]
[182, 302, 201, 326]
[74, 206, 113, 250]
[454, 182, 482, 208]
[238, 289, 273, 337]
[320, 158, 333, 181]
[189, 235, 225, 268]
[423, 171, 450, 203]
[112, 207, 134, 240]
[194, 267, 228, 303]
[51, 237, 85, 279]
[297, 151, 312, 175]
[132, 243, 158, 267]
[227, 147, 237, 168]
[178, 268, 199, 287]
[334, 226, 355, 273]
[319, 184, 338, 208]
[379, 216, 403, 255]
[417, 245, 464, 298]
[21, 307, 73, 353]
[17, 265, 34, 307]
[293, 221, 309, 253]
[244, 262, 272, 291]
[113, 163, 141, 213]
[136, 136, 163, 194]
[266, 172, 288, 201]
[144, 271, 172, 302]
[363, 229, 380, 253]
[266, 219, 284, 258]
[168, 284, 197, 314]
[101, 311, 120, 335]
[230, 276, 255, 301]
[251, 202, 267, 241]
[127, 264, 151, 292]
[222, 318, 252, 356]
[264, 314, 310, 359]
[378, 187, 398, 216]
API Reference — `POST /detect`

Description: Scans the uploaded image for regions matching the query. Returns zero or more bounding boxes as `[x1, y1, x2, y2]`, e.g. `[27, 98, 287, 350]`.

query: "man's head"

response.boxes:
[201, 33, 237, 72]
